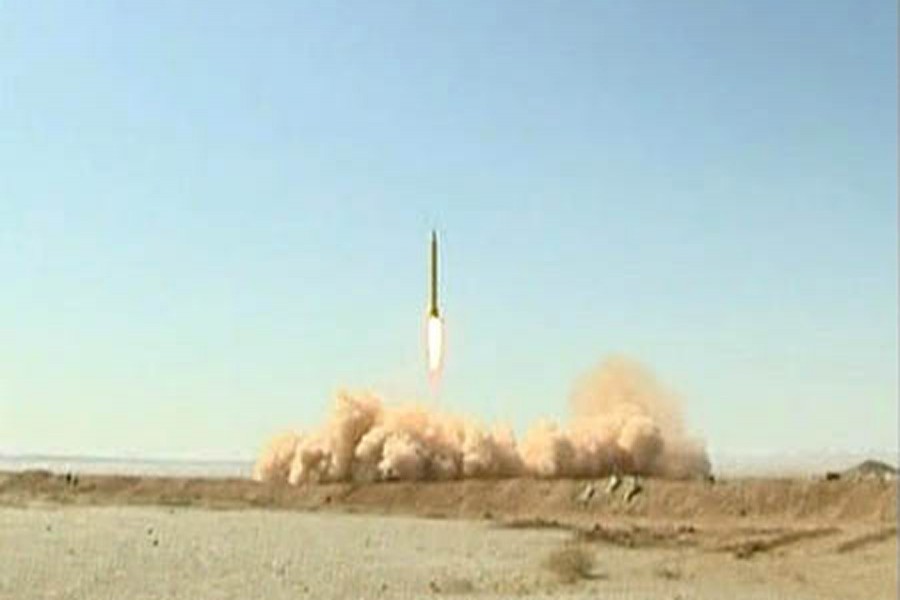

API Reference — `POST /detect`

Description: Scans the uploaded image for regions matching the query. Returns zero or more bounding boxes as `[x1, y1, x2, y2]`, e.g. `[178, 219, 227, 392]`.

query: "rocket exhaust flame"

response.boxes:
[427, 315, 444, 379]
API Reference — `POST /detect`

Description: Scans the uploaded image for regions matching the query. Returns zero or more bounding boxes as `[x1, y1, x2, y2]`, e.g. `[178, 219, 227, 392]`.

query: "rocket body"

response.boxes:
[428, 230, 440, 318]
[425, 229, 444, 378]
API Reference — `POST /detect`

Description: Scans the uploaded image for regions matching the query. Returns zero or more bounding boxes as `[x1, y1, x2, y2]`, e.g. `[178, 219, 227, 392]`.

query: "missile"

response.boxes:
[427, 230, 440, 318]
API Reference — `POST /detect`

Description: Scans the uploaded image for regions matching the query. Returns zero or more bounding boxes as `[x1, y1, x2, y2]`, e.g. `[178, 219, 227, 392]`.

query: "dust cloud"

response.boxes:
[254, 357, 710, 483]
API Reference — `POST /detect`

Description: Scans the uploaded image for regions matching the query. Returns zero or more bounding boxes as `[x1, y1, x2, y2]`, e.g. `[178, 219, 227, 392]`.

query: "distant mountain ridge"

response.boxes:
[0, 454, 252, 478]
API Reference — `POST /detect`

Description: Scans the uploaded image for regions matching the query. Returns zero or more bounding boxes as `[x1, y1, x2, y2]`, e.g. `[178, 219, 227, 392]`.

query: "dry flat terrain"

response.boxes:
[0, 471, 895, 599]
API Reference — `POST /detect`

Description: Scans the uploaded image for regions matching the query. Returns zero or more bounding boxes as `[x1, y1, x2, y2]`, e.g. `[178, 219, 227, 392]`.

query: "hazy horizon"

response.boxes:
[2, 448, 896, 479]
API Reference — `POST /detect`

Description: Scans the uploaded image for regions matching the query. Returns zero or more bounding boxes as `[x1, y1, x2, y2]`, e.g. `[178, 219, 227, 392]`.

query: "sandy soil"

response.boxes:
[0, 471, 895, 599]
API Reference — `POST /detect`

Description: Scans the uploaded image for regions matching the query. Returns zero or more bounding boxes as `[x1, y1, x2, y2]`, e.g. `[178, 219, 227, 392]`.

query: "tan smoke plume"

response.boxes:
[253, 356, 710, 483]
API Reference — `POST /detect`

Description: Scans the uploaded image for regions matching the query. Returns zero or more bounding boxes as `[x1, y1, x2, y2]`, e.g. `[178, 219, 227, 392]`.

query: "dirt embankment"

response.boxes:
[0, 470, 894, 526]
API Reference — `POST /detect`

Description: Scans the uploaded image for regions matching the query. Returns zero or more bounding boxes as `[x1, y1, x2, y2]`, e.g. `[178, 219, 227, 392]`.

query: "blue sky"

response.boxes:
[1, 1, 896, 462]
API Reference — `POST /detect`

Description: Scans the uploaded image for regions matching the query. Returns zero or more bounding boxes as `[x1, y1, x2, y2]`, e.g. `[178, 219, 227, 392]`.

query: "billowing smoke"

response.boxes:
[253, 357, 710, 483]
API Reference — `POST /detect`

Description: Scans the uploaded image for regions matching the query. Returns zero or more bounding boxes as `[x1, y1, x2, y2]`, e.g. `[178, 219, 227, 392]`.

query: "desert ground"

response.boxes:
[0, 469, 895, 600]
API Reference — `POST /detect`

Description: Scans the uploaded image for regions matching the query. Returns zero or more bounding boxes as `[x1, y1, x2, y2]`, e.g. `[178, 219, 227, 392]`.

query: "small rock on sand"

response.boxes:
[605, 475, 622, 494]
[576, 483, 595, 505]
[623, 476, 643, 503]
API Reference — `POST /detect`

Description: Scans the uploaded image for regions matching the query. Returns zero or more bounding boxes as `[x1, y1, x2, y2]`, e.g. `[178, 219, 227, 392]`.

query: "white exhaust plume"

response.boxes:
[426, 316, 444, 380]
[253, 356, 710, 483]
